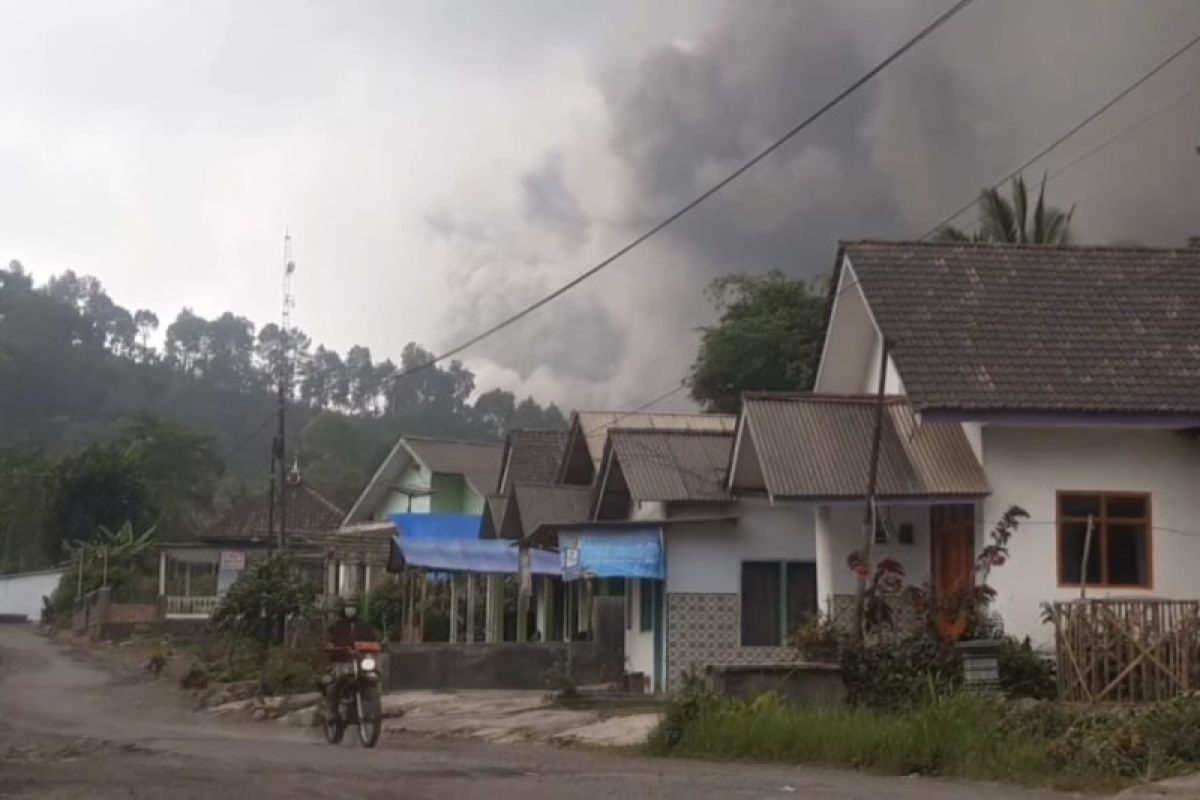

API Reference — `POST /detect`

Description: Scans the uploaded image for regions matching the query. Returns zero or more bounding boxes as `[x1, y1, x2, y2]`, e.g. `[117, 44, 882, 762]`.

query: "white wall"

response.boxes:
[819, 503, 932, 599]
[665, 499, 814, 594]
[983, 426, 1200, 646]
[814, 260, 904, 396]
[624, 579, 655, 689]
[0, 569, 63, 621]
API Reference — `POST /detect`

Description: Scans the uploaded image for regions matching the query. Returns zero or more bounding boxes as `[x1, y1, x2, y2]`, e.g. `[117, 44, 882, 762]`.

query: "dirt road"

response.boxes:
[0, 626, 1070, 799]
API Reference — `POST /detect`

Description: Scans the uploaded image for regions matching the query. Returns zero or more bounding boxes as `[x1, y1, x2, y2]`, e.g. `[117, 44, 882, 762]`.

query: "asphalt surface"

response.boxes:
[0, 625, 1074, 799]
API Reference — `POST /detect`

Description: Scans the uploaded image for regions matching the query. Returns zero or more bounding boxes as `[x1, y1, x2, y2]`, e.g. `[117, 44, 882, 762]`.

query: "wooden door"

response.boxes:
[930, 504, 975, 596]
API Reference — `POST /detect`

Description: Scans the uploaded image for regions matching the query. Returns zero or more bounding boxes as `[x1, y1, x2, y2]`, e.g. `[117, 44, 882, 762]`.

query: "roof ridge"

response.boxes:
[576, 409, 736, 418]
[840, 239, 1200, 256]
[609, 427, 735, 436]
[742, 392, 907, 404]
[403, 434, 504, 448]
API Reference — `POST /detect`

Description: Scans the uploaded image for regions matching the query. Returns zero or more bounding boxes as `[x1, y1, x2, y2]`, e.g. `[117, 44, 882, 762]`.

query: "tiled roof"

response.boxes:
[572, 411, 737, 468]
[841, 241, 1200, 415]
[206, 480, 346, 542]
[607, 429, 734, 502]
[737, 394, 989, 499]
[404, 436, 504, 497]
[510, 484, 593, 539]
[499, 429, 570, 493]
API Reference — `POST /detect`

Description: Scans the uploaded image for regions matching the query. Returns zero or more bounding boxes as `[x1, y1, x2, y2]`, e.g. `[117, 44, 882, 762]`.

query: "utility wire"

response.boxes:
[388, 0, 978, 384]
[919, 30, 1200, 240]
[582, 381, 690, 438]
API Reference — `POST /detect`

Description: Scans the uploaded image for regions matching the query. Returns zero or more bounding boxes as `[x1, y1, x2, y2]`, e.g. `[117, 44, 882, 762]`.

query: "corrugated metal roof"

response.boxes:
[499, 429, 570, 493]
[480, 494, 510, 539]
[739, 394, 988, 499]
[607, 429, 734, 502]
[575, 411, 736, 467]
[511, 484, 593, 539]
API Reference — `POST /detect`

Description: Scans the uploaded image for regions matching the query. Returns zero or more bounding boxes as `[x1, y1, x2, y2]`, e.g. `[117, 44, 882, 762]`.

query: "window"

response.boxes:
[624, 580, 633, 631]
[1058, 492, 1151, 588]
[740, 561, 818, 646]
[639, 578, 655, 632]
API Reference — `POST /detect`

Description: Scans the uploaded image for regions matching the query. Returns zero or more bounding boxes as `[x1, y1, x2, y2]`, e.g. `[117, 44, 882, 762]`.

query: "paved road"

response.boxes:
[0, 626, 1071, 799]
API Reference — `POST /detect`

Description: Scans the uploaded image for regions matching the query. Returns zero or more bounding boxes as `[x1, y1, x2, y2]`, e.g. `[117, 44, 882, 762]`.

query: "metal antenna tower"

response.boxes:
[275, 232, 296, 550]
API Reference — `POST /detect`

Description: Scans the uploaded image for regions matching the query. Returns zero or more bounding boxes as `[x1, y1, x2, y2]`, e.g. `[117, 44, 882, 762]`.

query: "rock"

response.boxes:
[259, 692, 320, 718]
[206, 698, 257, 722]
[251, 707, 268, 721]
[278, 707, 321, 728]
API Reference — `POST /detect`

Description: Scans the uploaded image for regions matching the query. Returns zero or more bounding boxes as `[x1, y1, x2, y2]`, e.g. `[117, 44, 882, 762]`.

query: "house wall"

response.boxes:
[663, 499, 816, 691]
[0, 569, 63, 621]
[814, 261, 903, 396]
[378, 462, 433, 516]
[820, 503, 933, 599]
[982, 426, 1200, 646]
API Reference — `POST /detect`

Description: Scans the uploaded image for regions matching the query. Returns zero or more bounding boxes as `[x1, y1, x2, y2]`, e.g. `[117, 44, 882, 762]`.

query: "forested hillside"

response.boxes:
[0, 260, 565, 572]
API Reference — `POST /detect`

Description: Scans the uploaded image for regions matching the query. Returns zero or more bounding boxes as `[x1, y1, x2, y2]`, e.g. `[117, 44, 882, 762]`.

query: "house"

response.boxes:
[795, 240, 1200, 644]
[157, 470, 345, 618]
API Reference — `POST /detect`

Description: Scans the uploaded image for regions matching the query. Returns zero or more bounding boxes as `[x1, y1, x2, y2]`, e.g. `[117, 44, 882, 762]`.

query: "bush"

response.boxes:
[259, 645, 323, 696]
[180, 662, 209, 691]
[997, 636, 1055, 700]
[646, 670, 722, 753]
[841, 632, 961, 710]
[365, 579, 407, 642]
[212, 554, 316, 644]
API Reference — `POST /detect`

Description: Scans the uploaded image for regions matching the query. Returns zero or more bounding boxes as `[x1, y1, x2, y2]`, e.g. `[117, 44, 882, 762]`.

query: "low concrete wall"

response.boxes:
[105, 603, 160, 624]
[386, 642, 621, 691]
[706, 663, 846, 706]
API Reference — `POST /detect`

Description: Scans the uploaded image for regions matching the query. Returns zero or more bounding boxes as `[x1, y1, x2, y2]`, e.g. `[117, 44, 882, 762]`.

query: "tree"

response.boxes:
[937, 174, 1074, 244]
[43, 443, 156, 561]
[117, 415, 224, 539]
[689, 272, 827, 413]
[212, 554, 316, 644]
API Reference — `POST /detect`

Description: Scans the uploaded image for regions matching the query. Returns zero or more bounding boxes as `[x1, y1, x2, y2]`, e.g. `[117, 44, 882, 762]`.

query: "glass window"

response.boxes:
[786, 562, 818, 635]
[741, 562, 781, 646]
[1058, 492, 1150, 587]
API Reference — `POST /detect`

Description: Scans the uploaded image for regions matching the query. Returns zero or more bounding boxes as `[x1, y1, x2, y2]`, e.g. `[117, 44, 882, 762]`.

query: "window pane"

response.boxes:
[1060, 521, 1101, 584]
[786, 562, 818, 636]
[1060, 494, 1101, 518]
[639, 578, 654, 632]
[741, 562, 781, 646]
[1106, 496, 1148, 520]
[1107, 524, 1149, 586]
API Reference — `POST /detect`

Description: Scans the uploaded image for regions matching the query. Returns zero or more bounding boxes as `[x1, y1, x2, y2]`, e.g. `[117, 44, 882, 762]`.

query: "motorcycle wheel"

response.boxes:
[356, 685, 382, 748]
[323, 700, 346, 745]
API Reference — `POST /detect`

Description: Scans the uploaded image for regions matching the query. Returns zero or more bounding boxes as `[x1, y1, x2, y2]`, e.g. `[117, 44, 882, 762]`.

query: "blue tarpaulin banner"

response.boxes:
[390, 513, 482, 541]
[390, 535, 562, 575]
[559, 528, 664, 581]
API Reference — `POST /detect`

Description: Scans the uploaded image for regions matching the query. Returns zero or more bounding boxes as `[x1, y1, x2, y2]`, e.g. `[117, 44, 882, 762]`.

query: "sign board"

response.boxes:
[559, 528, 663, 581]
[220, 551, 246, 571]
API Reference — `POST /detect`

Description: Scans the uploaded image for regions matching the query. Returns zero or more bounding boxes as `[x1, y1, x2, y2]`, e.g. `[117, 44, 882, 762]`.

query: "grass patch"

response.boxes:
[647, 684, 1200, 792]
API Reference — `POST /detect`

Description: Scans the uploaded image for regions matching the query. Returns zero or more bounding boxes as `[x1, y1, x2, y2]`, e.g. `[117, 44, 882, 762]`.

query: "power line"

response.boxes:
[389, 0, 979, 384]
[1044, 83, 1200, 185]
[919, 30, 1200, 240]
[582, 381, 690, 438]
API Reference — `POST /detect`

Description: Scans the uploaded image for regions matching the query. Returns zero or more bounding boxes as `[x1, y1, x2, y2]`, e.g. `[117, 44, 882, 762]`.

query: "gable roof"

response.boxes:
[733, 394, 988, 500]
[343, 435, 504, 523]
[498, 429, 570, 493]
[840, 241, 1200, 417]
[603, 429, 734, 503]
[510, 483, 592, 539]
[206, 479, 346, 543]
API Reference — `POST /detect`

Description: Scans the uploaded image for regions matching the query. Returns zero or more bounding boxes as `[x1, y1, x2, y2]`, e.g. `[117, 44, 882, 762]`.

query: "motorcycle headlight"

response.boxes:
[361, 656, 377, 672]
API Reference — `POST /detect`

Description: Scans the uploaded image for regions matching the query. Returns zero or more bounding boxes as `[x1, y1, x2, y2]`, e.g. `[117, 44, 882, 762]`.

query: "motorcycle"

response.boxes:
[323, 641, 383, 748]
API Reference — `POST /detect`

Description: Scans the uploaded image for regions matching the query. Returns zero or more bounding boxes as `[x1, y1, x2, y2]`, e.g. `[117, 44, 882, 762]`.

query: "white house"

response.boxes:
[801, 240, 1200, 645]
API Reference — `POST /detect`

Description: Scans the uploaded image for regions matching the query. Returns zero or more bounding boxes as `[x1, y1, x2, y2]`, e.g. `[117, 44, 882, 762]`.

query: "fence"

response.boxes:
[164, 595, 220, 617]
[1049, 599, 1200, 703]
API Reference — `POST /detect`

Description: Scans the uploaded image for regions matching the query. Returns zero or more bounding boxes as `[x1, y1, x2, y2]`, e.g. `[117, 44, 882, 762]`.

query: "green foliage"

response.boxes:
[997, 637, 1055, 700]
[840, 632, 961, 710]
[646, 669, 721, 752]
[790, 612, 841, 662]
[179, 661, 209, 691]
[542, 649, 581, 701]
[211, 554, 317, 645]
[937, 174, 1074, 244]
[117, 415, 223, 539]
[1046, 696, 1200, 782]
[364, 579, 407, 642]
[43, 443, 156, 562]
[47, 521, 158, 619]
[689, 272, 827, 413]
[0, 447, 51, 573]
[259, 644, 324, 696]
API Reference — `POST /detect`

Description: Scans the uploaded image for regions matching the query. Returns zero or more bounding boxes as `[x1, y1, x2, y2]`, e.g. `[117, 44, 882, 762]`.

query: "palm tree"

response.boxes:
[937, 174, 1075, 244]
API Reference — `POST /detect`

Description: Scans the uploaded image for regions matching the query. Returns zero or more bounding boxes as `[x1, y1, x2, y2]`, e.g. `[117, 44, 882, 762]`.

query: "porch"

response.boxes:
[157, 545, 325, 619]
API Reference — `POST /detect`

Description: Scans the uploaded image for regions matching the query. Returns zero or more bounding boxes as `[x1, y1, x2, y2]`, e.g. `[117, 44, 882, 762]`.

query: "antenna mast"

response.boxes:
[276, 232, 296, 550]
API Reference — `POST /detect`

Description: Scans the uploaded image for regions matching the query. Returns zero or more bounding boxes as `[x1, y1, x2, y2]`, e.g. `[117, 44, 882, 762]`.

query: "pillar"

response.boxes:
[466, 575, 476, 643]
[815, 505, 835, 616]
[158, 551, 167, 597]
[484, 574, 503, 642]
[450, 575, 460, 642]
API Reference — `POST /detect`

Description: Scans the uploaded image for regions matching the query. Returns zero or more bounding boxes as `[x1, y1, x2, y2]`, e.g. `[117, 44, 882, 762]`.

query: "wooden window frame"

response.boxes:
[1056, 490, 1153, 589]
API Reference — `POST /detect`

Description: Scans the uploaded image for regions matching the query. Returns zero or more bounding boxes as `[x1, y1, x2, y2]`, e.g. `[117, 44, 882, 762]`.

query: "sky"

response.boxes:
[1, 0, 1198, 413]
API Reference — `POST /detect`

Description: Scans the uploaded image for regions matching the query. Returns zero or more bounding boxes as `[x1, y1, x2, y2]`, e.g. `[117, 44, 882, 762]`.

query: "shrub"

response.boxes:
[841, 632, 961, 710]
[179, 662, 209, 691]
[212, 554, 316, 645]
[998, 636, 1055, 700]
[365, 579, 407, 642]
[791, 612, 841, 662]
[647, 670, 722, 753]
[259, 645, 324, 696]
